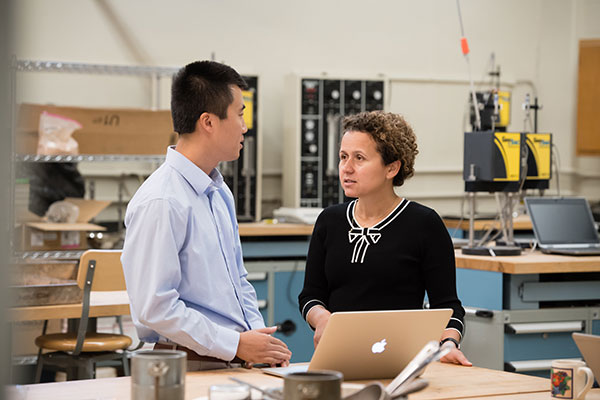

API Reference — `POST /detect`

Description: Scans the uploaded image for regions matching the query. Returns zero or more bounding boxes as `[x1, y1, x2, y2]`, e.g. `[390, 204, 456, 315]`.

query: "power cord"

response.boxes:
[450, 194, 468, 239]
[286, 261, 300, 306]
[551, 143, 561, 196]
[456, 0, 481, 131]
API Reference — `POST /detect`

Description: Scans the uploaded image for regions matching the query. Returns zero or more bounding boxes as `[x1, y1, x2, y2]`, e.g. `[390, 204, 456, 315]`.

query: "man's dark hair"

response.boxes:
[171, 60, 247, 134]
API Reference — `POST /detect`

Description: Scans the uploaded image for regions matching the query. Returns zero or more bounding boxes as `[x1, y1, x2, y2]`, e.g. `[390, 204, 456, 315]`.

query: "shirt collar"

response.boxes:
[165, 146, 224, 195]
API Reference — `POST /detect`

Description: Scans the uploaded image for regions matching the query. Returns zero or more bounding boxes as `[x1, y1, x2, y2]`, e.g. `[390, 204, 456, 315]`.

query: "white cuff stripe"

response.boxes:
[301, 299, 326, 320]
[450, 317, 464, 329]
[444, 327, 463, 340]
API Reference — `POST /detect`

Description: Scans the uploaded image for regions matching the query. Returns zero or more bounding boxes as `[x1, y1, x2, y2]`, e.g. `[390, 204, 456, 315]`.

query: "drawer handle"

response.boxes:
[505, 358, 581, 372]
[505, 321, 584, 334]
[465, 307, 494, 318]
[247, 272, 267, 281]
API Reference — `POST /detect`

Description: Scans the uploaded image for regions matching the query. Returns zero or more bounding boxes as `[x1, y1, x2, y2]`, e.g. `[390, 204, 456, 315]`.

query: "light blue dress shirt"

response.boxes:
[121, 146, 265, 361]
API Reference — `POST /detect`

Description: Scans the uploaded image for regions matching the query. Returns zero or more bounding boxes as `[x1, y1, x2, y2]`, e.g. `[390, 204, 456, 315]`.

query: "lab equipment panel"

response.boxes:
[283, 75, 386, 208]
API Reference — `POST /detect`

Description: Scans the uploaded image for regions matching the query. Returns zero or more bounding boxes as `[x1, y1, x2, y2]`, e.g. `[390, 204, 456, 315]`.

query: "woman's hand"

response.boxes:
[440, 343, 472, 366]
[313, 314, 330, 348]
[439, 331, 472, 366]
[306, 306, 331, 349]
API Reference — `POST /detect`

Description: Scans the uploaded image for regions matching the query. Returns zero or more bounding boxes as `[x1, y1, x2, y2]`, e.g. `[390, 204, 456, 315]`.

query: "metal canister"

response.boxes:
[131, 350, 186, 400]
[283, 370, 343, 400]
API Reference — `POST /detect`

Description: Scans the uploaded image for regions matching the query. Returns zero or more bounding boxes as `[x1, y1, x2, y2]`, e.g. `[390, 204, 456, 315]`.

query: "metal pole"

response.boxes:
[468, 192, 476, 247]
[507, 193, 515, 244]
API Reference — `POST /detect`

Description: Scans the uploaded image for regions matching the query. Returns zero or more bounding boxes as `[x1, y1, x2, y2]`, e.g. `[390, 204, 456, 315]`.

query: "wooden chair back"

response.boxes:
[34, 249, 132, 379]
[77, 250, 126, 292]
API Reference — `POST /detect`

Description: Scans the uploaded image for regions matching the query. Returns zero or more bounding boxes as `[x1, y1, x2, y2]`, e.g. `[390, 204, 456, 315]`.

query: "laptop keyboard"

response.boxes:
[570, 248, 600, 254]
[543, 247, 600, 255]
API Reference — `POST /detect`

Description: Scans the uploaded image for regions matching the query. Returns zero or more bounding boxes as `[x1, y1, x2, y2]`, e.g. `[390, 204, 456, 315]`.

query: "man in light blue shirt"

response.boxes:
[122, 61, 291, 370]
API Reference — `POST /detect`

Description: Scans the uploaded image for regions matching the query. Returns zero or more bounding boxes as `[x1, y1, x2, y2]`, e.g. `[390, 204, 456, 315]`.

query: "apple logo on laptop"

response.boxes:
[371, 339, 387, 354]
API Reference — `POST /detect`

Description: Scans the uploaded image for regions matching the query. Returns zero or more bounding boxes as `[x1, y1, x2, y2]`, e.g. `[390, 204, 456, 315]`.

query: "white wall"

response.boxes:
[14, 0, 600, 218]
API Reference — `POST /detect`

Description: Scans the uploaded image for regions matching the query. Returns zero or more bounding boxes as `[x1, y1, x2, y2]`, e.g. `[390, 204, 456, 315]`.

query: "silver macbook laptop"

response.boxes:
[524, 197, 600, 256]
[572, 333, 600, 385]
[263, 308, 452, 380]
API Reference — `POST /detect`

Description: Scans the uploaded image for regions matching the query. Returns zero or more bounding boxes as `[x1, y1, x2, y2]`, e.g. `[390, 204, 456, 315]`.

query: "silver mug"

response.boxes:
[131, 350, 186, 400]
[283, 370, 343, 400]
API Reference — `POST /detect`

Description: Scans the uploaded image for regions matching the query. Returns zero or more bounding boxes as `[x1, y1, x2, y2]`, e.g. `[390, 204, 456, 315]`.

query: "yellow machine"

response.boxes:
[523, 133, 552, 187]
[463, 131, 522, 191]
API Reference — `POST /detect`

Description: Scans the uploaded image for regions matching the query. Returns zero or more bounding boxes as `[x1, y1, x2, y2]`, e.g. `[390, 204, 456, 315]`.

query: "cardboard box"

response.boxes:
[18, 198, 110, 251]
[10, 257, 82, 309]
[12, 319, 63, 356]
[16, 103, 177, 155]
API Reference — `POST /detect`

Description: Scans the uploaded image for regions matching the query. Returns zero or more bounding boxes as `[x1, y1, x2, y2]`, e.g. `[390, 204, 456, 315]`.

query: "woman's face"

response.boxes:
[338, 130, 398, 199]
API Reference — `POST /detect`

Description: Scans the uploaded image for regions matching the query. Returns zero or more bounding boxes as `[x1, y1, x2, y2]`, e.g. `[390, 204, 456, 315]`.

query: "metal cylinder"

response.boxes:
[283, 370, 343, 400]
[131, 350, 186, 400]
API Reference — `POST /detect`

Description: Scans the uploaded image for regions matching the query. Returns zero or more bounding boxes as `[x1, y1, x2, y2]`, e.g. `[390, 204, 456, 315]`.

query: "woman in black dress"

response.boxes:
[298, 111, 471, 366]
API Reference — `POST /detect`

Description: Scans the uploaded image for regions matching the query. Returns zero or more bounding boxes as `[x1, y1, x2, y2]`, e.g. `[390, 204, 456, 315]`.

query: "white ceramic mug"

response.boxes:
[550, 359, 594, 400]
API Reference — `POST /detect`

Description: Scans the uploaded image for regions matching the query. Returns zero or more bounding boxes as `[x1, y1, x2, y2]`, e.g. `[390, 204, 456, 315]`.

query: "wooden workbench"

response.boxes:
[238, 222, 314, 236]
[242, 216, 533, 236]
[455, 250, 600, 274]
[443, 215, 533, 232]
[8, 290, 130, 322]
[9, 362, 552, 400]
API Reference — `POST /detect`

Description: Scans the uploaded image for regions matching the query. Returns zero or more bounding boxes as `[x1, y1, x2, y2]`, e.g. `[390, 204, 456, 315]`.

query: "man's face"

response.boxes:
[213, 85, 248, 162]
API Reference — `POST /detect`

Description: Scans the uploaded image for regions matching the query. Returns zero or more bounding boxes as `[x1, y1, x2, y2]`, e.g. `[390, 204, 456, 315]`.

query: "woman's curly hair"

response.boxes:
[342, 111, 418, 187]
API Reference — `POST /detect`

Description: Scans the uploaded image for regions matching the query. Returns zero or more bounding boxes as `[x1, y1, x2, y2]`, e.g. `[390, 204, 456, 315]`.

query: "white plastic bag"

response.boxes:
[45, 200, 80, 223]
[37, 111, 82, 155]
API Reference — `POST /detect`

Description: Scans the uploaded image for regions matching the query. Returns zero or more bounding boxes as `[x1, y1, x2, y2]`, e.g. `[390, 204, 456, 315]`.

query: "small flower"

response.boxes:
[552, 386, 561, 395]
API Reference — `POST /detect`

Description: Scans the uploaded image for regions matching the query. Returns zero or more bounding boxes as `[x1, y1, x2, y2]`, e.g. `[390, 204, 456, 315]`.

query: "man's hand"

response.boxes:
[236, 327, 291, 367]
[440, 344, 472, 366]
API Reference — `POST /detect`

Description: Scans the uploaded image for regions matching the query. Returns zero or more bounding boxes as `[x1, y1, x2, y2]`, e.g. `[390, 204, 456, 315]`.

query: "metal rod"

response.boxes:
[534, 97, 539, 132]
[468, 192, 475, 247]
[15, 154, 165, 163]
[16, 59, 178, 77]
[118, 175, 124, 232]
[507, 193, 515, 244]
[151, 72, 158, 111]
[326, 113, 339, 176]
[242, 136, 255, 219]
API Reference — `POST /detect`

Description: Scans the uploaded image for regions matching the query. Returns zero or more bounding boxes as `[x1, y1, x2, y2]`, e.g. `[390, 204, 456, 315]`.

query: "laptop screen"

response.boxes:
[525, 197, 600, 245]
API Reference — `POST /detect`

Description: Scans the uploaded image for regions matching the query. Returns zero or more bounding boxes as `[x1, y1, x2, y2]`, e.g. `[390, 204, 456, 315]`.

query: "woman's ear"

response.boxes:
[386, 160, 401, 180]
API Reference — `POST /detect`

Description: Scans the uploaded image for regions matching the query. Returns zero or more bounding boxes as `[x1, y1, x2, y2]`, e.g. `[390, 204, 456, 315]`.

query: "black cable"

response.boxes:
[450, 194, 468, 239]
[286, 261, 300, 307]
[551, 143, 561, 196]
[476, 213, 502, 247]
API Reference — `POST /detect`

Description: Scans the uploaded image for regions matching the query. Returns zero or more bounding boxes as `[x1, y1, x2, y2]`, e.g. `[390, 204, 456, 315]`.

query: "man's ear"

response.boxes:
[196, 112, 214, 132]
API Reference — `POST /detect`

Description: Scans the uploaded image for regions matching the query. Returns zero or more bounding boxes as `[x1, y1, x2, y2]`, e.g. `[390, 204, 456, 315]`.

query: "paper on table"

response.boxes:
[260, 363, 309, 377]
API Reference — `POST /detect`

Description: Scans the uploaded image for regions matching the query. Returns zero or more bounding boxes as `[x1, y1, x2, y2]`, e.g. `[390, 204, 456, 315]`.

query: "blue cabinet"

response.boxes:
[245, 260, 314, 363]
[503, 332, 580, 362]
[247, 271, 269, 324]
[273, 270, 314, 362]
[458, 267, 600, 377]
